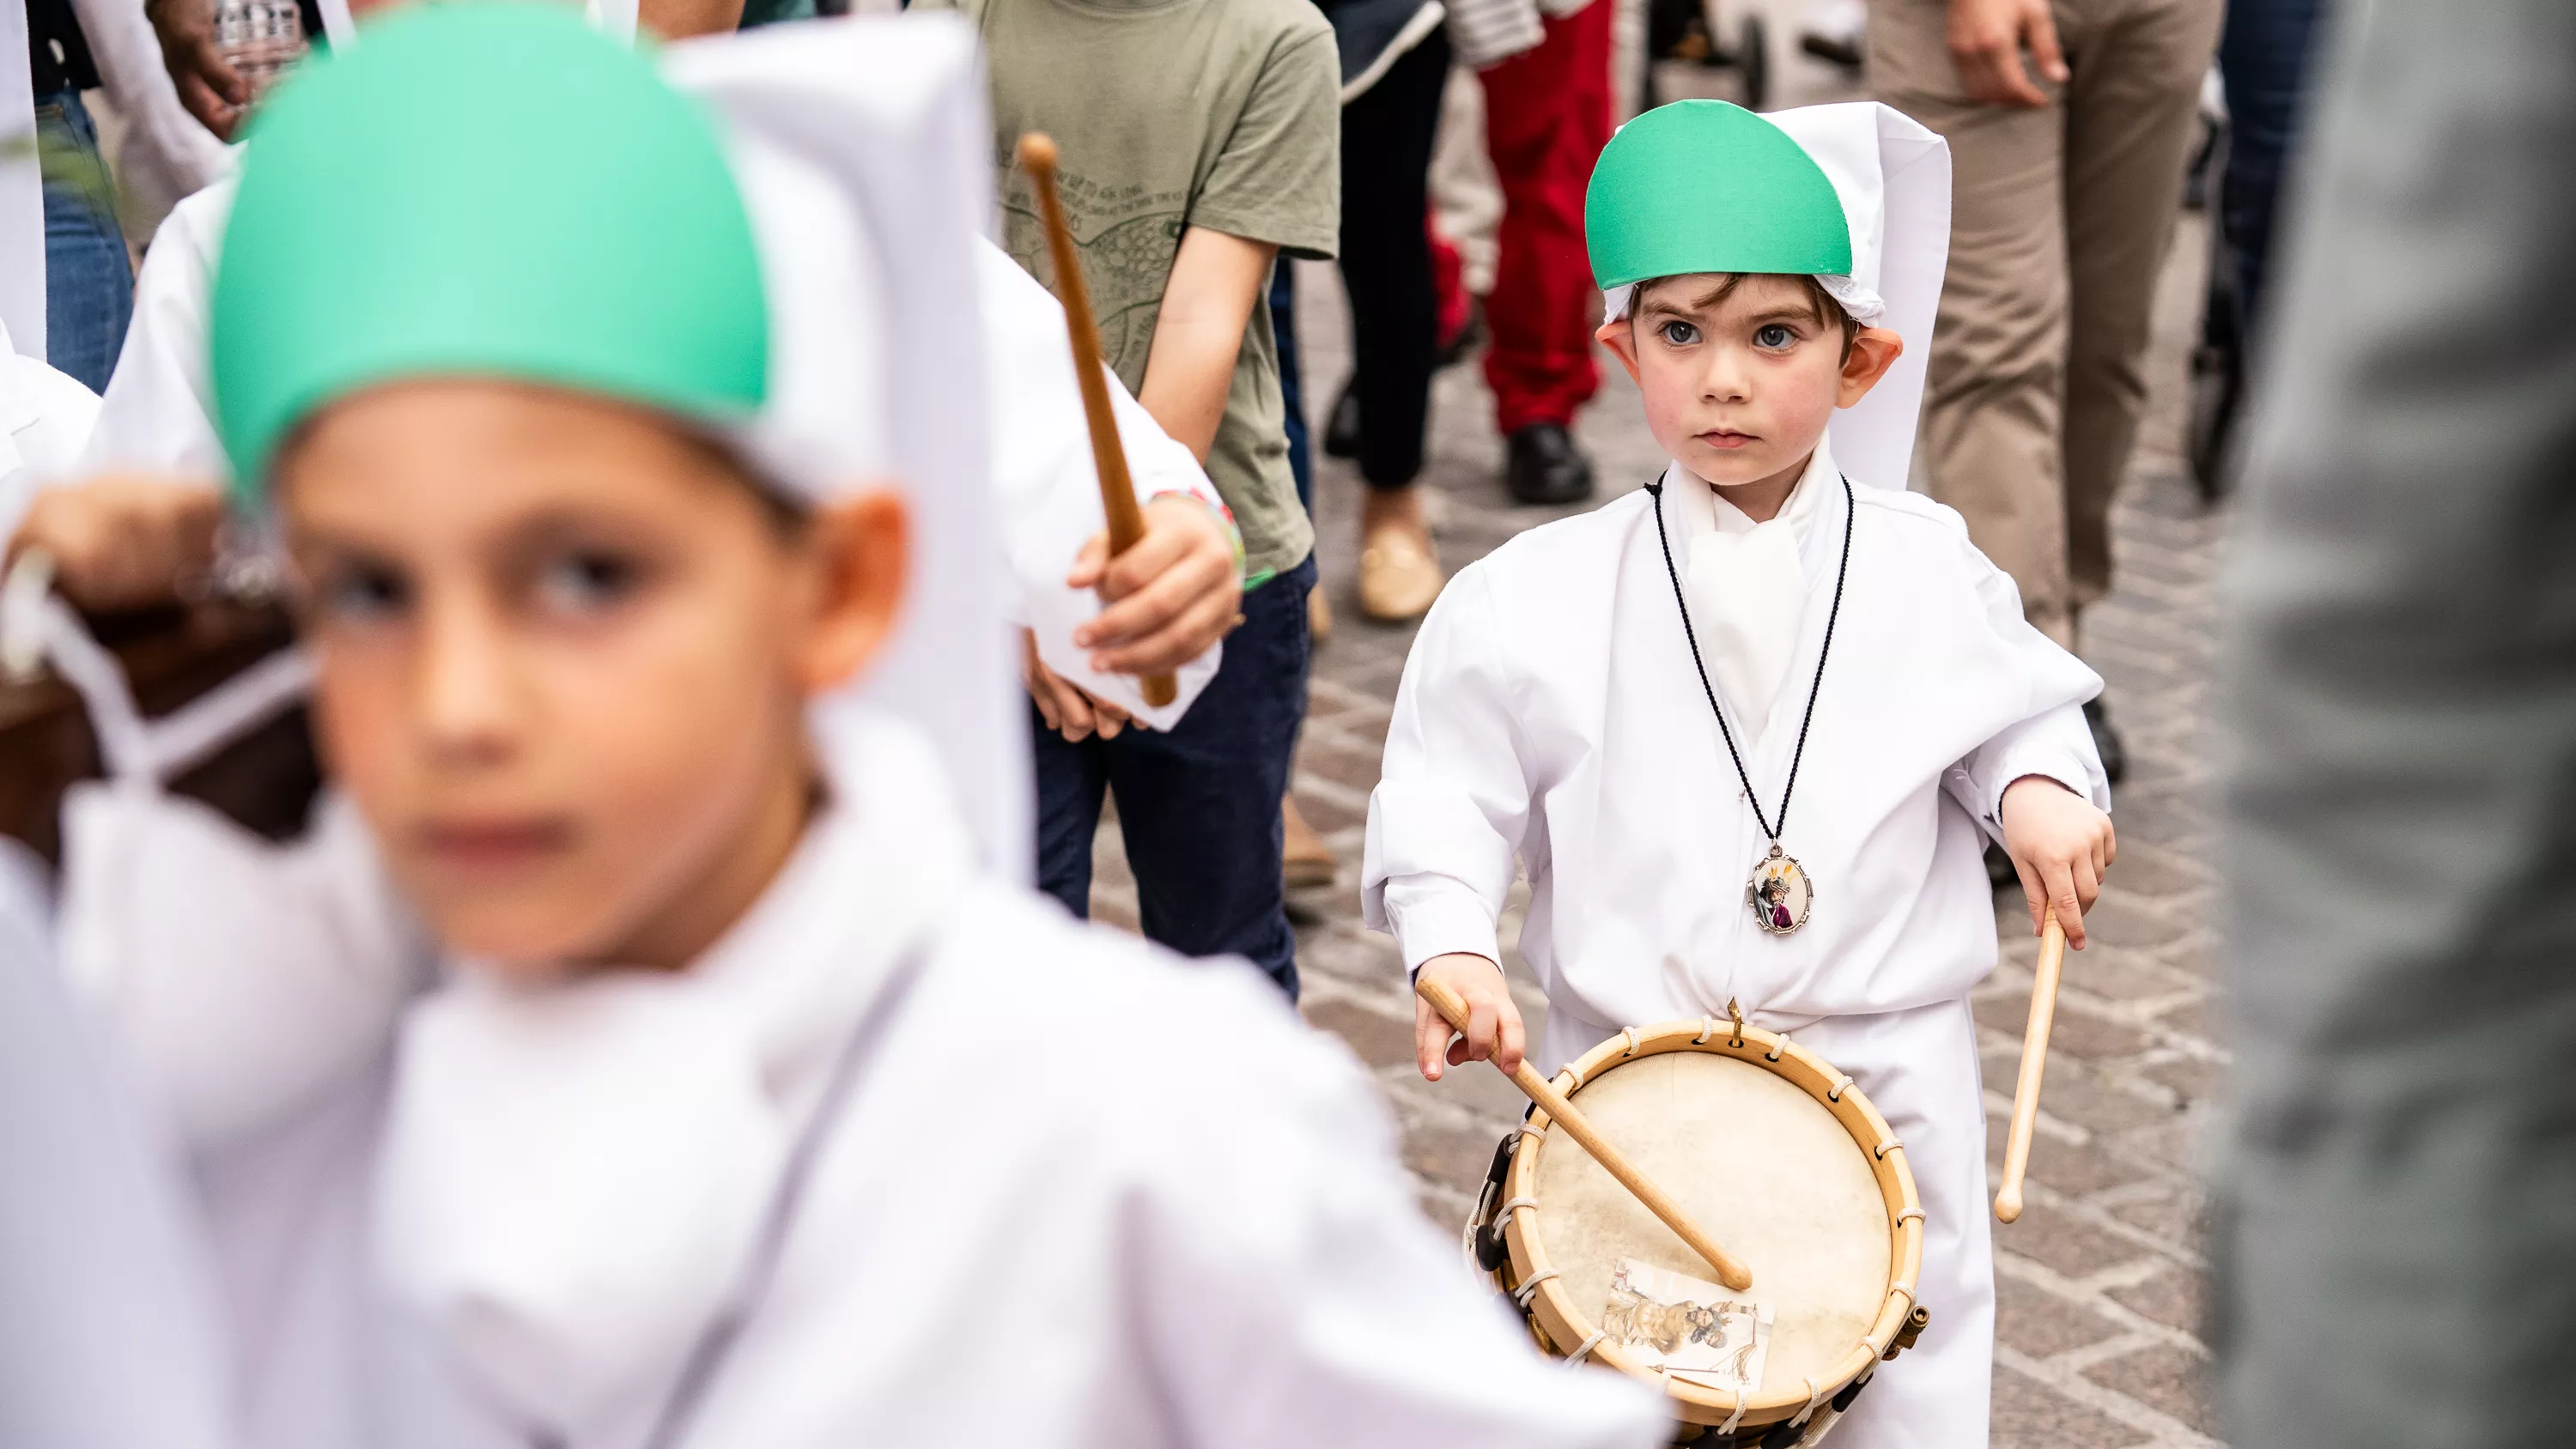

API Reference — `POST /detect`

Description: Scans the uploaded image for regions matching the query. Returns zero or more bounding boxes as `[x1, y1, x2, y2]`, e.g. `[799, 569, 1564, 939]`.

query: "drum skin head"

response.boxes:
[1533, 1051, 1890, 1396]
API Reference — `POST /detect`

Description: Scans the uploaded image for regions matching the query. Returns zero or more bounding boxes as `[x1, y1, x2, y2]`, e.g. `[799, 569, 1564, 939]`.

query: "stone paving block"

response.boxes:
[2109, 1188, 2209, 1252]
[1400, 1114, 1510, 1202]
[2106, 1262, 2209, 1336]
[1996, 1274, 2129, 1357]
[1987, 1116, 2160, 1197]
[2142, 1055, 2223, 1106]
[1992, 1364, 2155, 1449]
[2082, 1343, 2218, 1438]
[1992, 1201, 2154, 1281]
[2099, 840, 2213, 902]
[1303, 994, 1416, 1072]
[1974, 993, 2155, 1062]
[2021, 1064, 2178, 1137]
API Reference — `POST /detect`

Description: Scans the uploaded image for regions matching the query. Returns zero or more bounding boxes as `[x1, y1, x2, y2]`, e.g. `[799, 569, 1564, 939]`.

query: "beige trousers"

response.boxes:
[1868, 0, 2222, 647]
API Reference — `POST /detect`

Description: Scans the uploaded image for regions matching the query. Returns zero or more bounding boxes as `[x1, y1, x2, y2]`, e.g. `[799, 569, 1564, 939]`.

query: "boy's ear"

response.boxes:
[1596, 317, 1644, 385]
[1836, 328, 1905, 408]
[796, 487, 909, 694]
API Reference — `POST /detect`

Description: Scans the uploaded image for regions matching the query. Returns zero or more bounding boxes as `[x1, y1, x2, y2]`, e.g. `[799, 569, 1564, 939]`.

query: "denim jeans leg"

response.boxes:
[1029, 708, 1112, 920]
[1103, 555, 1315, 999]
[35, 92, 134, 392]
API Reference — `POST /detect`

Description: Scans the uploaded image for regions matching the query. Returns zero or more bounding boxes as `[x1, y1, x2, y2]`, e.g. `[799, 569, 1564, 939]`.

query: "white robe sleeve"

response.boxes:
[1938, 532, 2110, 843]
[79, 181, 234, 481]
[1363, 566, 1530, 973]
[1127, 990, 1669, 1449]
[975, 242, 1222, 731]
[0, 349, 101, 543]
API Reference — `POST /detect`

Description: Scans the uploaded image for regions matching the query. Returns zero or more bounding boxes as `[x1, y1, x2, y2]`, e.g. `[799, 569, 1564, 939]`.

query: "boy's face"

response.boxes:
[1598, 273, 1901, 493]
[276, 380, 906, 976]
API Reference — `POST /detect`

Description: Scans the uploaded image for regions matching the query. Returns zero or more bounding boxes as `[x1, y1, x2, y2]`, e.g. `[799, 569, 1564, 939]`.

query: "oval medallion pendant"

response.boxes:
[1746, 846, 1812, 936]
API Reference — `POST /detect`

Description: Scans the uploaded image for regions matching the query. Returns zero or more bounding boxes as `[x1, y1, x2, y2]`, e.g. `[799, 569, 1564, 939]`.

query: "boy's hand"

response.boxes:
[1020, 629, 1133, 743]
[1999, 775, 2116, 949]
[9, 476, 225, 611]
[1946, 0, 2069, 108]
[1413, 953, 1524, 1082]
[1067, 494, 1241, 676]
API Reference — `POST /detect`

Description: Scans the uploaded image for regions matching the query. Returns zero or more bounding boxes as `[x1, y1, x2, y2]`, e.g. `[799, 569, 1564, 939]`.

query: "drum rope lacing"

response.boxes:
[1873, 1136, 1904, 1161]
[1513, 1269, 1560, 1308]
[1719, 1386, 1750, 1434]
[1792, 1377, 1828, 1427]
[1500, 1194, 1540, 1221]
[1896, 1206, 1925, 1226]
[1516, 1122, 1548, 1143]
[1568, 1331, 1607, 1365]
[1621, 1026, 1641, 1057]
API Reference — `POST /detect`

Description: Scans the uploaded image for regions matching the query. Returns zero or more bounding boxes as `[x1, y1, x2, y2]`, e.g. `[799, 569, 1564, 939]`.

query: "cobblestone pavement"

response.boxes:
[1090, 48, 2227, 1449]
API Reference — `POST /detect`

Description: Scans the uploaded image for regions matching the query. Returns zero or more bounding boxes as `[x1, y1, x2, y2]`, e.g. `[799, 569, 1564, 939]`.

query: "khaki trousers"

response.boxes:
[1868, 0, 2222, 647]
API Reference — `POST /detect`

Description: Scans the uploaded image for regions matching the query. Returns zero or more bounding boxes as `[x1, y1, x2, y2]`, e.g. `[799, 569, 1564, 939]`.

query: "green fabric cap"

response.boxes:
[211, 3, 769, 495]
[1584, 100, 1852, 293]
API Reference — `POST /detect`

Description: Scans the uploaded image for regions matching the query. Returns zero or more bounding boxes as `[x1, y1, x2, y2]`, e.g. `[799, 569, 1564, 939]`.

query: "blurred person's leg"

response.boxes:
[1480, 0, 1611, 504]
[1869, 0, 2076, 646]
[1340, 25, 1452, 622]
[2060, 0, 2224, 629]
[34, 91, 134, 392]
[1271, 259, 1312, 514]
[2220, 5, 2576, 1446]
[1104, 556, 1315, 999]
[2215, 0, 2325, 351]
[1030, 718, 1111, 919]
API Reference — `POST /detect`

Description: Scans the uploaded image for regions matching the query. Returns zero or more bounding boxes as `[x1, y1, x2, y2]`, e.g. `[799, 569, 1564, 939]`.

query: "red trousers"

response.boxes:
[1479, 0, 1615, 433]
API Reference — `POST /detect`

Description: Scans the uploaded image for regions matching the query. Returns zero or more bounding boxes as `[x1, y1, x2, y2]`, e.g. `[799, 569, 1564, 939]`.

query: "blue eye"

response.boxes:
[535, 549, 642, 615]
[1754, 324, 1796, 349]
[1658, 319, 1701, 346]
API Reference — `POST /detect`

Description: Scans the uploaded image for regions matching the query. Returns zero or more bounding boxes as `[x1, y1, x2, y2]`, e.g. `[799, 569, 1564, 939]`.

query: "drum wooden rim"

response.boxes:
[1490, 1017, 1924, 1429]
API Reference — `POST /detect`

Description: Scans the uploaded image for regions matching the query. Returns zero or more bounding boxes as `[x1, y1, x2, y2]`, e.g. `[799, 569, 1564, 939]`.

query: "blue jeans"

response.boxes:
[2215, 0, 2325, 351]
[35, 91, 133, 392]
[1033, 555, 1315, 999]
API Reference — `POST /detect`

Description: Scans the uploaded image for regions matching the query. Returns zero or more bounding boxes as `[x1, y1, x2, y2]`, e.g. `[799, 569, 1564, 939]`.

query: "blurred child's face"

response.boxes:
[276, 380, 906, 978]
[1599, 273, 1901, 494]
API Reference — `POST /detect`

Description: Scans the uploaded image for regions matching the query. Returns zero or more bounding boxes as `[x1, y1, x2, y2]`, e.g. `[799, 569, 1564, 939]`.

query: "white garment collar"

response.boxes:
[1664, 433, 1838, 547]
[374, 712, 973, 1443]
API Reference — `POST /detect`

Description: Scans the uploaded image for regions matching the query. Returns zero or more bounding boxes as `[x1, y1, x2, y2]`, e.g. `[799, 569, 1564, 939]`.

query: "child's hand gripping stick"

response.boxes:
[1014, 132, 1177, 710]
[1993, 912, 2068, 1223]
[1414, 973, 1754, 1293]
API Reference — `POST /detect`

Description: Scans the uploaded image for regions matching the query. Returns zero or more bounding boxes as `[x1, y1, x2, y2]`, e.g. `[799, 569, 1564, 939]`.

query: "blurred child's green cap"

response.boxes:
[210, 2, 769, 499]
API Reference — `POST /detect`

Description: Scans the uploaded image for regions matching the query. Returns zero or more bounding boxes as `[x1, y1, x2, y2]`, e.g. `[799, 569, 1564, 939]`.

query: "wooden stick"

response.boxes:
[1014, 132, 1177, 710]
[1993, 913, 2068, 1224]
[1416, 973, 1753, 1292]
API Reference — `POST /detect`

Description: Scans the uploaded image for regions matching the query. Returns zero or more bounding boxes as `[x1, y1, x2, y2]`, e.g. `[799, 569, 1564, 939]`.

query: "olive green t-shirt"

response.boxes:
[927, 0, 1339, 586]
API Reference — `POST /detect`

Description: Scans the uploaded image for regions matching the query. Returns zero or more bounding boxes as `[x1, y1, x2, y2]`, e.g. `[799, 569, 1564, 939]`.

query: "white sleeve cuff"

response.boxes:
[1379, 875, 1504, 978]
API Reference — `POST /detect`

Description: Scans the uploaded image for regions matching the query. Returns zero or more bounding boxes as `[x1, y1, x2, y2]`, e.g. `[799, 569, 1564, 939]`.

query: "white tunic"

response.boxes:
[78, 717, 1668, 1449]
[78, 178, 1224, 723]
[1363, 474, 2106, 1449]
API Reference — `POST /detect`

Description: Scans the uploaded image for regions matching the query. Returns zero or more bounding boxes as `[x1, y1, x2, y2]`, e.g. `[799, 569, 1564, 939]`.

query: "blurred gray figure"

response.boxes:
[2217, 3, 2576, 1446]
[0, 840, 234, 1449]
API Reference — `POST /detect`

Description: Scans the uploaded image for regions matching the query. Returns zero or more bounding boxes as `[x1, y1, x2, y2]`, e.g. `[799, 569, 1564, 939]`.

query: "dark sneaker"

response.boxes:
[2085, 697, 2129, 786]
[1505, 421, 1595, 506]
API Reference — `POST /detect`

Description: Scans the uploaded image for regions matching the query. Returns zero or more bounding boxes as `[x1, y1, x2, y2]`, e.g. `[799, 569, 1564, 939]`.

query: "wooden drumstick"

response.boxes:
[1994, 912, 2069, 1224]
[1416, 973, 1753, 1292]
[1015, 132, 1177, 710]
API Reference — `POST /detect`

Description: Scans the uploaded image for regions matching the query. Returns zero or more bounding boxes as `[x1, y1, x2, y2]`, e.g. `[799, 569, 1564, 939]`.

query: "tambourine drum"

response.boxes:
[1466, 1016, 1928, 1445]
[0, 601, 319, 864]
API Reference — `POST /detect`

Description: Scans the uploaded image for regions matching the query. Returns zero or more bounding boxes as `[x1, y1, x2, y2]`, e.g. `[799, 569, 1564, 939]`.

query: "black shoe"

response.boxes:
[1505, 422, 1595, 506]
[1323, 382, 1361, 460]
[2085, 697, 2129, 786]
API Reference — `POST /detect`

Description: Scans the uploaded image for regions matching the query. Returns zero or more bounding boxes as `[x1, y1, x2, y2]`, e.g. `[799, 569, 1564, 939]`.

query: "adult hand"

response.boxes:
[1999, 774, 2117, 949]
[1067, 494, 1241, 677]
[1413, 953, 1524, 1081]
[1020, 628, 1133, 743]
[8, 476, 225, 611]
[146, 0, 250, 141]
[1946, 0, 2069, 108]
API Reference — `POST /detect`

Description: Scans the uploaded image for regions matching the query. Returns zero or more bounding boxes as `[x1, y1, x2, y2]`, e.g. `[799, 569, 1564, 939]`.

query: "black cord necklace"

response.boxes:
[1646, 470, 1856, 937]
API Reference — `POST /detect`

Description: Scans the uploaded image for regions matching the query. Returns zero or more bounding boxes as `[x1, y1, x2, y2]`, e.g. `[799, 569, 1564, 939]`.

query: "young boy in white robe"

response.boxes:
[1364, 100, 2117, 1448]
[46, 9, 1668, 1446]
